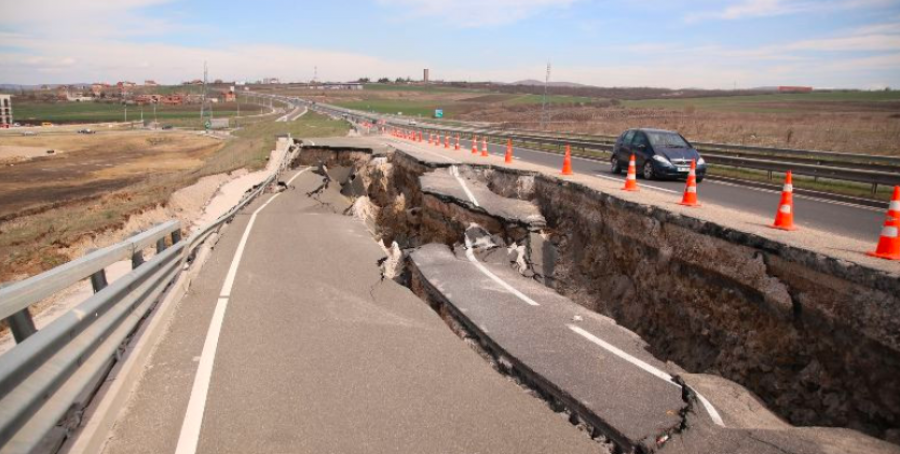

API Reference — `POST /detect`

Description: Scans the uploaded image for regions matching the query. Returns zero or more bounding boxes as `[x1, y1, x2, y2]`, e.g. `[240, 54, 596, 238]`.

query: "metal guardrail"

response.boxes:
[308, 101, 900, 195]
[0, 138, 297, 453]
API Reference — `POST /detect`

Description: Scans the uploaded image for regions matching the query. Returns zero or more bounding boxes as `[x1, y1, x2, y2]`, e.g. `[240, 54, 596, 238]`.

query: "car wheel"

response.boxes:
[611, 156, 622, 174]
[642, 162, 654, 180]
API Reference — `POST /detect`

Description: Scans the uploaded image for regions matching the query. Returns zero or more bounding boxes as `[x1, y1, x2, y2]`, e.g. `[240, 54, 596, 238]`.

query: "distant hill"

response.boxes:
[511, 79, 591, 88]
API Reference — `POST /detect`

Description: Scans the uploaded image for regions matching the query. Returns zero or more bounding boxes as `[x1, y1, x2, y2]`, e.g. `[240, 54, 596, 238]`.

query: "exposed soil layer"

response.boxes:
[291, 145, 900, 446]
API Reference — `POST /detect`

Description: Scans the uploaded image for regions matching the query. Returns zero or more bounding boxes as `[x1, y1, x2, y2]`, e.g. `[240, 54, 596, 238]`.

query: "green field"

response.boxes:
[622, 90, 900, 112]
[11, 100, 270, 124]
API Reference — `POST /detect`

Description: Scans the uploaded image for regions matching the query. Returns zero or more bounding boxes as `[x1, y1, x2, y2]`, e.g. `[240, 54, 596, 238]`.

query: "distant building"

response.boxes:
[262, 77, 280, 85]
[160, 95, 184, 105]
[144, 80, 159, 86]
[0, 94, 12, 126]
[424, 69, 430, 83]
[778, 86, 813, 93]
[294, 82, 363, 90]
[221, 91, 236, 102]
[134, 94, 160, 105]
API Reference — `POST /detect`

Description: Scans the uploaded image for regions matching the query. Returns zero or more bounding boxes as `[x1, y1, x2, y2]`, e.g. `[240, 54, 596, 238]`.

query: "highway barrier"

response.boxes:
[0, 139, 297, 453]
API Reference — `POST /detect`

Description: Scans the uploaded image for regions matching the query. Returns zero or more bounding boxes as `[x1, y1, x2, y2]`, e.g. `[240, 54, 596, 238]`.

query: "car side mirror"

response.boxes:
[635, 143, 646, 150]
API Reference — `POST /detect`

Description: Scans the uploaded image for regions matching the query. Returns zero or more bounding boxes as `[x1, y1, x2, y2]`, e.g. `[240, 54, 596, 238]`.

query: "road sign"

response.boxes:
[434, 109, 444, 118]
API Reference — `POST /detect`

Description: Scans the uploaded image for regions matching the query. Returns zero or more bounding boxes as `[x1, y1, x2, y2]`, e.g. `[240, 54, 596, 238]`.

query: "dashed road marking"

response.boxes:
[568, 324, 725, 427]
[450, 166, 480, 207]
[463, 235, 540, 307]
[175, 167, 310, 454]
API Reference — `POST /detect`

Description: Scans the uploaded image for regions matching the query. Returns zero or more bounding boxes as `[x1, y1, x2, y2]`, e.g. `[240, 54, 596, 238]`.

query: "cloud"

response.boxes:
[0, 37, 425, 84]
[375, 0, 580, 26]
[684, 0, 896, 22]
[0, 0, 183, 39]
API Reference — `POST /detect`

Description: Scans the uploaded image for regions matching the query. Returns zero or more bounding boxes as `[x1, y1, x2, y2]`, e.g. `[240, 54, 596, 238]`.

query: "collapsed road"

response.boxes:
[69, 135, 899, 454]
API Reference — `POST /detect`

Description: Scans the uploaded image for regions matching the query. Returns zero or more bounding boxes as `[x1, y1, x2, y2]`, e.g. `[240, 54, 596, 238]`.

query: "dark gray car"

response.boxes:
[611, 128, 706, 182]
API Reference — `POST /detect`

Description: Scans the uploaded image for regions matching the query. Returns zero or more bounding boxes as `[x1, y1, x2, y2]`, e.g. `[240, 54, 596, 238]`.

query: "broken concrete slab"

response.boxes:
[409, 243, 900, 454]
[419, 167, 546, 229]
[410, 243, 686, 452]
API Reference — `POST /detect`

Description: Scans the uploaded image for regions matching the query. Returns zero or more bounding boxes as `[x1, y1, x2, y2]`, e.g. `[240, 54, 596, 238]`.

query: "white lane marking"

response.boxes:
[568, 324, 725, 427]
[175, 168, 310, 454]
[448, 168, 536, 307]
[450, 166, 480, 207]
[464, 236, 539, 306]
[593, 174, 680, 194]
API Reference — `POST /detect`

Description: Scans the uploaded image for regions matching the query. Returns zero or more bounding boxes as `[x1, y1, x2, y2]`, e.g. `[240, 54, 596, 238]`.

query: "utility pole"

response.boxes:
[540, 62, 552, 129]
[153, 103, 157, 124]
[200, 61, 210, 127]
[236, 93, 240, 127]
[124, 104, 128, 123]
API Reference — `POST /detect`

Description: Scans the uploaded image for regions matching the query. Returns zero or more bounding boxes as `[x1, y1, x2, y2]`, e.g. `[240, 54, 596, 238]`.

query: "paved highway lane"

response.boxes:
[450, 137, 886, 242]
[103, 167, 601, 454]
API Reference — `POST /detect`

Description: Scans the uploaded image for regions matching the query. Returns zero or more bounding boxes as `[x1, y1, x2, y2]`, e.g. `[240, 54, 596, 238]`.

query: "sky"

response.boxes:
[0, 0, 898, 89]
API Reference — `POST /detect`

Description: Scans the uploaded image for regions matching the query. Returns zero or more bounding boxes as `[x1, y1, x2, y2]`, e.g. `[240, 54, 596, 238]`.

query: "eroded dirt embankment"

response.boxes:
[291, 145, 900, 445]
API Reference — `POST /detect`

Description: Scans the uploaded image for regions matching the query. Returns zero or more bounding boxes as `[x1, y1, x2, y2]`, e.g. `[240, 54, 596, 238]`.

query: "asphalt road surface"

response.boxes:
[102, 167, 600, 454]
[452, 136, 886, 242]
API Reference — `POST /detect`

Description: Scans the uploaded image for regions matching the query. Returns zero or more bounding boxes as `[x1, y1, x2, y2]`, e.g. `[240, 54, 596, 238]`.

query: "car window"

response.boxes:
[622, 130, 635, 145]
[631, 132, 649, 148]
[647, 132, 690, 149]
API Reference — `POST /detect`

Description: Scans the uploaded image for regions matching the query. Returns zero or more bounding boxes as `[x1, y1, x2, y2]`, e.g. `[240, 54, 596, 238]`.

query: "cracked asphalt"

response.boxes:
[102, 167, 601, 454]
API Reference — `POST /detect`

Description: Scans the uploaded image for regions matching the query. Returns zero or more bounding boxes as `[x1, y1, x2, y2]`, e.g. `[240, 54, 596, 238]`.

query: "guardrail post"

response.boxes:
[156, 237, 167, 254]
[131, 250, 144, 269]
[90, 269, 108, 293]
[172, 229, 182, 245]
[8, 309, 37, 342]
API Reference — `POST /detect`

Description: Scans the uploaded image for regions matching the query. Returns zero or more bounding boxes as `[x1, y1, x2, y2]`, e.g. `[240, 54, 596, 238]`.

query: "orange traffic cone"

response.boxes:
[504, 139, 513, 164]
[435, 134, 441, 147]
[678, 159, 700, 207]
[561, 144, 573, 175]
[445, 135, 450, 149]
[622, 154, 638, 191]
[868, 217, 900, 260]
[471, 135, 478, 154]
[481, 139, 489, 157]
[455, 134, 460, 150]
[771, 171, 797, 231]
[887, 185, 900, 220]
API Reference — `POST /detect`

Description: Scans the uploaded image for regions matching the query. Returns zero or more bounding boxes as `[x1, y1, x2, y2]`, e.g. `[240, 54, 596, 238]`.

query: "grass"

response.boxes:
[363, 83, 481, 93]
[506, 94, 596, 105]
[623, 90, 900, 113]
[0, 111, 349, 282]
[12, 100, 271, 125]
[333, 92, 598, 119]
